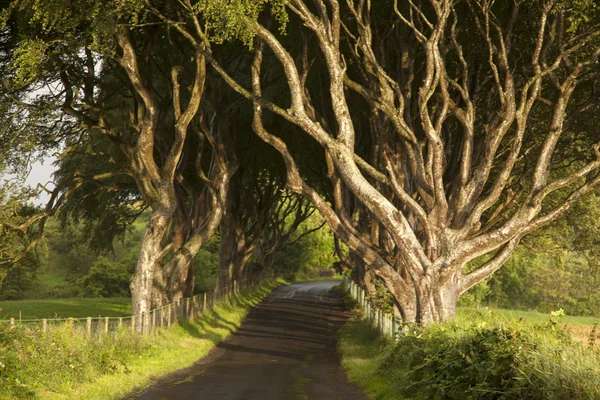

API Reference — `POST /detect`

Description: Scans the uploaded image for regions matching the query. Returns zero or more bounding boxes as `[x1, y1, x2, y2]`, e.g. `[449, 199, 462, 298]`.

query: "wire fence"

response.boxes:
[0, 272, 270, 337]
[342, 275, 402, 340]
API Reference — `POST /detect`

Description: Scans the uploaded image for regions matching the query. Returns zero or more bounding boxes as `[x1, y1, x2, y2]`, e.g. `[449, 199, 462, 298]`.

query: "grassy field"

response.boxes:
[458, 306, 599, 343]
[458, 306, 600, 326]
[1, 279, 286, 400]
[0, 297, 131, 320]
[35, 263, 70, 290]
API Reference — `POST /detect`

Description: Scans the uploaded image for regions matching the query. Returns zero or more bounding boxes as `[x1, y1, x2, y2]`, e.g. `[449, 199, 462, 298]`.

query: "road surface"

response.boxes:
[127, 280, 366, 400]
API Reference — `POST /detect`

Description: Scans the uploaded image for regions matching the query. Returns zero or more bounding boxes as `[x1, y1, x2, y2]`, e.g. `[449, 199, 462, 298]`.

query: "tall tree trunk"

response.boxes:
[381, 268, 462, 324]
[217, 216, 237, 295]
[169, 211, 196, 304]
[130, 210, 171, 332]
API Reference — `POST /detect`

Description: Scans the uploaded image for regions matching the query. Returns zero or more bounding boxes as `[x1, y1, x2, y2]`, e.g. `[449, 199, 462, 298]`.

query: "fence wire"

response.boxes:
[342, 276, 402, 340]
[1, 272, 270, 337]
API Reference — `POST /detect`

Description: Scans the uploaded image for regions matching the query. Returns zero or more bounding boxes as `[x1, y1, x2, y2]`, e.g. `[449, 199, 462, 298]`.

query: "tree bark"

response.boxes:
[130, 210, 172, 332]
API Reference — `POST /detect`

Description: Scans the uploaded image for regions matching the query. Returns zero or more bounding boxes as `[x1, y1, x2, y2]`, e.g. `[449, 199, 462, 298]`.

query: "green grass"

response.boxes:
[0, 297, 131, 320]
[458, 306, 600, 326]
[338, 290, 600, 400]
[458, 306, 600, 343]
[36, 264, 70, 289]
[337, 317, 399, 400]
[335, 286, 401, 400]
[0, 279, 286, 400]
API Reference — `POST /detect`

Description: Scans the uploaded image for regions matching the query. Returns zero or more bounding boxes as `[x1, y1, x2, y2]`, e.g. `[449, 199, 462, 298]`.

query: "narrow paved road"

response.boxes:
[127, 280, 366, 400]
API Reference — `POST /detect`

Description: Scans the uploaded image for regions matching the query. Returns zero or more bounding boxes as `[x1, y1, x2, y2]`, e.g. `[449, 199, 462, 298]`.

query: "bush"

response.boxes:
[0, 252, 40, 301]
[77, 257, 132, 297]
[376, 312, 600, 399]
[0, 322, 148, 399]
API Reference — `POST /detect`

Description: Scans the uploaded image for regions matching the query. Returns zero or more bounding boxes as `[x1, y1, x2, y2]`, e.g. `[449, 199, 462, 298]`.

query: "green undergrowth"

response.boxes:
[0, 279, 286, 400]
[338, 291, 600, 400]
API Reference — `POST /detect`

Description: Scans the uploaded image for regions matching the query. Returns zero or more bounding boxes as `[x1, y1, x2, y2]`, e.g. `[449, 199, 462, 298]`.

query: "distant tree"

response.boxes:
[77, 256, 132, 298]
[0, 194, 41, 299]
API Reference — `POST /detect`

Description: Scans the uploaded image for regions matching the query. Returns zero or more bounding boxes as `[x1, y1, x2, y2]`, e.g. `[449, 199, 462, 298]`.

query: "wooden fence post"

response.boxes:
[167, 304, 171, 327]
[9, 318, 14, 328]
[87, 317, 92, 336]
[152, 310, 156, 332]
[131, 316, 136, 333]
[203, 293, 207, 313]
[119, 317, 123, 329]
[104, 317, 109, 334]
[42, 319, 47, 333]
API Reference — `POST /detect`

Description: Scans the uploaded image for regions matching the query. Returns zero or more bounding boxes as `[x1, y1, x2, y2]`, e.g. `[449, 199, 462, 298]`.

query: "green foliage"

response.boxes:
[340, 311, 600, 400]
[555, 0, 599, 33]
[0, 318, 148, 399]
[0, 316, 148, 399]
[193, 237, 220, 293]
[275, 213, 338, 278]
[460, 191, 600, 316]
[3, 216, 143, 300]
[55, 131, 142, 253]
[0, 279, 282, 399]
[76, 257, 133, 297]
[3, 0, 145, 56]
[0, 185, 42, 289]
[10, 38, 48, 85]
[0, 251, 40, 300]
[194, 0, 289, 46]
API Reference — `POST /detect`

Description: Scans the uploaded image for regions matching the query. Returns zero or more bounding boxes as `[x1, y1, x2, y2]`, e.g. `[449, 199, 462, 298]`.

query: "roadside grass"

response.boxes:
[0, 297, 131, 320]
[337, 318, 401, 400]
[337, 289, 600, 400]
[0, 279, 286, 400]
[334, 286, 402, 400]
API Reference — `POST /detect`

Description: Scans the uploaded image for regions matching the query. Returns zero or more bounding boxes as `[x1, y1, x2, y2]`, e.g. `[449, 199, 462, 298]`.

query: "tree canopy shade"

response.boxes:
[2, 0, 600, 326]
[0, 0, 240, 331]
[182, 0, 600, 323]
[0, 0, 325, 331]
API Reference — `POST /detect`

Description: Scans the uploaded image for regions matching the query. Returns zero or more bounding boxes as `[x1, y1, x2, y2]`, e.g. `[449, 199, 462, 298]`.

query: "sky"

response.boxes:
[26, 157, 56, 205]
[2, 156, 57, 206]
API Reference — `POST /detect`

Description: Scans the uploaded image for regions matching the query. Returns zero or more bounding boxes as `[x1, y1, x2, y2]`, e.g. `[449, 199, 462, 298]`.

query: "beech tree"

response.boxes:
[1, 0, 237, 330]
[163, 0, 600, 323]
[4, 0, 600, 327]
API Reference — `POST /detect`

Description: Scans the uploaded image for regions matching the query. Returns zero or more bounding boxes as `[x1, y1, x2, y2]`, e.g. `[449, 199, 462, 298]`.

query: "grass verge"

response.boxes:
[335, 287, 400, 400]
[337, 288, 600, 400]
[0, 279, 286, 400]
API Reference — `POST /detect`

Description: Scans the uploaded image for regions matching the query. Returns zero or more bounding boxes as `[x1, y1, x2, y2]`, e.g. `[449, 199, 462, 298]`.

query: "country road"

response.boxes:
[126, 280, 367, 400]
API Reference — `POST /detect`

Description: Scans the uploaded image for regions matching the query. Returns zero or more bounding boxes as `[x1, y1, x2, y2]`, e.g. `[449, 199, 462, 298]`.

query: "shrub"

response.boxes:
[377, 313, 600, 399]
[77, 257, 132, 297]
[0, 321, 148, 399]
